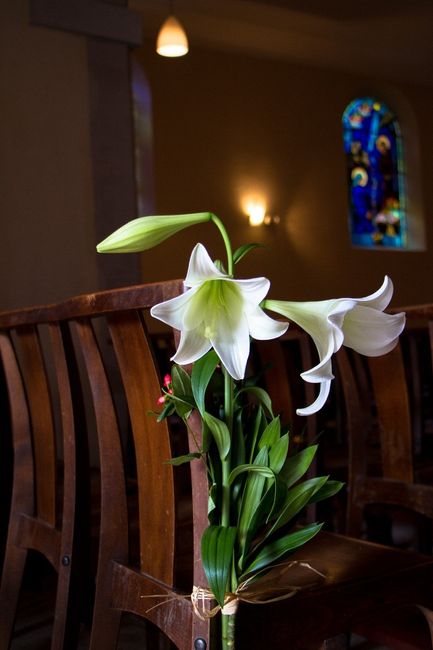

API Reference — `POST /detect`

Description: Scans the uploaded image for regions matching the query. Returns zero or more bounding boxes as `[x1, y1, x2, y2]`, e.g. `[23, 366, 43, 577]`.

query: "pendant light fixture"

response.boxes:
[156, 1, 189, 58]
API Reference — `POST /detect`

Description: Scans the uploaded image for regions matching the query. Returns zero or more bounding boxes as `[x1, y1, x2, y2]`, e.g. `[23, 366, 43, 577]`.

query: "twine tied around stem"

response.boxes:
[140, 560, 325, 621]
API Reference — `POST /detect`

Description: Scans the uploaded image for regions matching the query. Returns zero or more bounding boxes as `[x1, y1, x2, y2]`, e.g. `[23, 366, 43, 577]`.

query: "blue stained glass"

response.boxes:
[342, 98, 406, 248]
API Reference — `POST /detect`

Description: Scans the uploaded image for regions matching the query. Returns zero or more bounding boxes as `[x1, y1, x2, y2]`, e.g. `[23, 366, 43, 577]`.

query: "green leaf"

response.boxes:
[170, 365, 195, 418]
[258, 417, 281, 450]
[233, 243, 264, 265]
[167, 392, 194, 419]
[236, 447, 272, 566]
[269, 433, 289, 475]
[203, 412, 231, 460]
[201, 418, 212, 453]
[229, 463, 275, 484]
[164, 452, 201, 466]
[208, 483, 218, 524]
[247, 406, 265, 464]
[280, 445, 318, 488]
[308, 480, 344, 504]
[191, 350, 219, 415]
[231, 409, 247, 505]
[155, 401, 175, 422]
[232, 409, 246, 468]
[241, 477, 287, 560]
[236, 386, 274, 418]
[241, 522, 323, 578]
[171, 365, 193, 400]
[201, 525, 237, 607]
[266, 477, 329, 538]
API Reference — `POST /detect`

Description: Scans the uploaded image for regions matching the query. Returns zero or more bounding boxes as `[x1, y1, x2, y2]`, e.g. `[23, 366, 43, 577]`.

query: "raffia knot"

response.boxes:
[140, 560, 325, 620]
[191, 586, 239, 620]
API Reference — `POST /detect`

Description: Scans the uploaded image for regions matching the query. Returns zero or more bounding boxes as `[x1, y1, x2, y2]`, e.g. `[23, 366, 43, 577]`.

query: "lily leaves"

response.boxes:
[202, 525, 237, 608]
[241, 522, 323, 578]
[191, 349, 219, 416]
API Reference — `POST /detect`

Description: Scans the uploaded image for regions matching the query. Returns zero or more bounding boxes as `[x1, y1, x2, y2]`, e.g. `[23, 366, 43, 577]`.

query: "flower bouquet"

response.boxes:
[97, 212, 405, 649]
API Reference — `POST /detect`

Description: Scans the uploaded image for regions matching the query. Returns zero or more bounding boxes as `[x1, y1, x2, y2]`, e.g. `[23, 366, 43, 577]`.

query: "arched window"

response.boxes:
[342, 97, 406, 248]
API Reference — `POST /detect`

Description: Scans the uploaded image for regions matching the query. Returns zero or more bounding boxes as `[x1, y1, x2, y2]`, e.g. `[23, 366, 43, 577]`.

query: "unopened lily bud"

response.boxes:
[97, 212, 214, 253]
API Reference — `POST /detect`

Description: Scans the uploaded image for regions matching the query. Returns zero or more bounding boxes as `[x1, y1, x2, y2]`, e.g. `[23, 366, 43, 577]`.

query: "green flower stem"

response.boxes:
[222, 612, 236, 649]
[221, 368, 233, 527]
[221, 368, 236, 648]
[210, 214, 234, 276]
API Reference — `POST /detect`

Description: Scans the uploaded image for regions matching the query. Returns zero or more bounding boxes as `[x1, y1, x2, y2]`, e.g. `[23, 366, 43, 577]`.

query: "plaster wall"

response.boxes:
[0, 1, 96, 310]
[134, 44, 432, 307]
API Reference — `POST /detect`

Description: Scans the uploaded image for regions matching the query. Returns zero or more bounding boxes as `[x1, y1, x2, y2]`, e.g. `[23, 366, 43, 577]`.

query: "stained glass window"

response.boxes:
[342, 98, 406, 248]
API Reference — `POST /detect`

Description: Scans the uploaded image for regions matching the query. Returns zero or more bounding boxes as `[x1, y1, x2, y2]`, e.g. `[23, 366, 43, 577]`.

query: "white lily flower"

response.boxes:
[265, 277, 405, 417]
[151, 243, 288, 380]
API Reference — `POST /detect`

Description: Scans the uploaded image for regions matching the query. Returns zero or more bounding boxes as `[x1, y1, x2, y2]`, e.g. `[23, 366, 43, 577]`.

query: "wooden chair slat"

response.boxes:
[15, 325, 57, 524]
[72, 317, 129, 558]
[107, 310, 176, 582]
[0, 332, 34, 647]
[368, 344, 414, 482]
[73, 316, 129, 650]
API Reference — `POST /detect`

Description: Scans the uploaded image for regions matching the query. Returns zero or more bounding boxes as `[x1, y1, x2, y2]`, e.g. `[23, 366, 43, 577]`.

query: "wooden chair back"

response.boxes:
[336, 330, 433, 541]
[0, 279, 210, 648]
[66, 280, 210, 648]
[0, 311, 81, 647]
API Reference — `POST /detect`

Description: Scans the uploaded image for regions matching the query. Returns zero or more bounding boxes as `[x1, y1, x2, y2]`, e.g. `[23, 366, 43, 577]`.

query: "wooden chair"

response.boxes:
[2, 285, 433, 649]
[64, 280, 211, 649]
[336, 337, 433, 545]
[333, 337, 433, 647]
[0, 305, 87, 648]
[82, 284, 433, 649]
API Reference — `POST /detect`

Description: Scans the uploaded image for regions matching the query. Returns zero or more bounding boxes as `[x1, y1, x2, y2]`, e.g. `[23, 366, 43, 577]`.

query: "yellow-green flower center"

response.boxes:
[185, 279, 243, 339]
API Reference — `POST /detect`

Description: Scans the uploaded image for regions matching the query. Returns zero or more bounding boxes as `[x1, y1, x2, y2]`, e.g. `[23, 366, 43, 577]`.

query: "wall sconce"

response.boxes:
[244, 200, 280, 227]
[156, 11, 189, 58]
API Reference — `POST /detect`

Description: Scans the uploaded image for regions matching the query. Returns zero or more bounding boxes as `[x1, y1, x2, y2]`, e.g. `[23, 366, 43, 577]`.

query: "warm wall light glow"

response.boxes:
[156, 15, 189, 57]
[247, 203, 266, 226]
[242, 198, 267, 226]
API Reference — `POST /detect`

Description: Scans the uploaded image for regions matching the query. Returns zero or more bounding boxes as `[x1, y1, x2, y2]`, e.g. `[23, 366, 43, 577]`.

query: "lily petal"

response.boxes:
[343, 306, 405, 356]
[212, 312, 250, 380]
[185, 243, 227, 286]
[150, 286, 199, 331]
[353, 275, 394, 312]
[172, 328, 212, 365]
[297, 379, 332, 417]
[246, 306, 288, 340]
[236, 277, 271, 307]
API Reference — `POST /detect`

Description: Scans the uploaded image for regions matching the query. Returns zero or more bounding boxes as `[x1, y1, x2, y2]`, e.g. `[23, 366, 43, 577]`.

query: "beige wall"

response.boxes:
[1, 2, 431, 311]
[0, 1, 97, 310]
[133, 44, 432, 307]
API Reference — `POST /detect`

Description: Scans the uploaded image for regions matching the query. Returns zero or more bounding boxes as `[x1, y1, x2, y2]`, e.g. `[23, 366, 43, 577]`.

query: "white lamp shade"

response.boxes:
[156, 15, 189, 57]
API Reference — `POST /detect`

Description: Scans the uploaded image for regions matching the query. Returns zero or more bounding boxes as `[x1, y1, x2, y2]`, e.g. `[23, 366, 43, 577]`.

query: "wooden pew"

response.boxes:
[1, 286, 433, 649]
